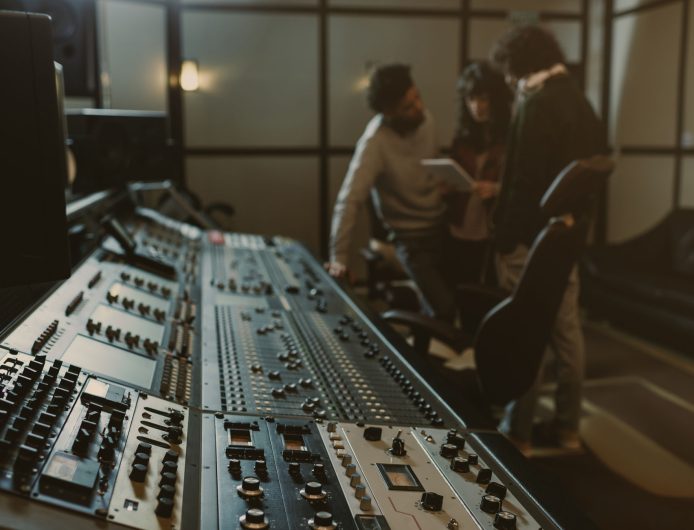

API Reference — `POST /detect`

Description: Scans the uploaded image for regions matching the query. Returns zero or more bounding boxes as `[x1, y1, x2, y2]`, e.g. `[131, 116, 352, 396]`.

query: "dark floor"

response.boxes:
[531, 322, 694, 530]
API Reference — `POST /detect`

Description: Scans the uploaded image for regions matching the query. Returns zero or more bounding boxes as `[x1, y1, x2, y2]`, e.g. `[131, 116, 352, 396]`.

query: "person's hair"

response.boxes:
[455, 61, 512, 152]
[367, 63, 414, 113]
[491, 25, 565, 79]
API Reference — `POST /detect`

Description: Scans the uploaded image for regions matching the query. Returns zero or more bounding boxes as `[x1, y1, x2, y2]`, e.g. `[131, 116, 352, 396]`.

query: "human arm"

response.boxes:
[327, 131, 384, 277]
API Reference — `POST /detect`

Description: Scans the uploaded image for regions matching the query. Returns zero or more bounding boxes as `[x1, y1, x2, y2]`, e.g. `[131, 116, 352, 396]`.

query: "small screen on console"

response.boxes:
[376, 463, 424, 492]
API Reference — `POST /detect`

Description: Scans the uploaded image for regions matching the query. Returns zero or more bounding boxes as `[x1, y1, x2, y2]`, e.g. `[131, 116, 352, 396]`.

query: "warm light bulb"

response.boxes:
[181, 60, 199, 92]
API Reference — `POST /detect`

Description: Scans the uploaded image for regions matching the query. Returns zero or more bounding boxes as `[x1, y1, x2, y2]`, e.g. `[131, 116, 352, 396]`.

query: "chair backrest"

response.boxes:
[473, 156, 613, 406]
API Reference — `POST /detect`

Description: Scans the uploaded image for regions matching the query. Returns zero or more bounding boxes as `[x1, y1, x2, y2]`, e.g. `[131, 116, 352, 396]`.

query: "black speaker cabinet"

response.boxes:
[67, 109, 180, 194]
[17, 0, 97, 97]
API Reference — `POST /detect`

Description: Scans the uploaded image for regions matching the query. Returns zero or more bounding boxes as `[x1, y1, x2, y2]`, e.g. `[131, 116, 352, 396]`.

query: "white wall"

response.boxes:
[607, 1, 692, 242]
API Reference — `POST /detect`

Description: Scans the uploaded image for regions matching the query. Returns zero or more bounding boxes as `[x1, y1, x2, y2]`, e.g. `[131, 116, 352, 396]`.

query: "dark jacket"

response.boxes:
[493, 74, 606, 254]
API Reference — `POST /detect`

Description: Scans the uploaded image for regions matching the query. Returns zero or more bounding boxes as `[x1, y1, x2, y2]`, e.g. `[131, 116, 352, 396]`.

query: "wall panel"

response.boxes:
[328, 15, 459, 147]
[182, 11, 319, 147]
[186, 157, 321, 252]
[610, 4, 681, 146]
[101, 0, 167, 111]
[607, 155, 675, 242]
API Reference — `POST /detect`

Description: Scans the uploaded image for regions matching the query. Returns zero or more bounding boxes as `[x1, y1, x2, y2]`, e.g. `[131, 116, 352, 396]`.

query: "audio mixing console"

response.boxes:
[0, 203, 593, 529]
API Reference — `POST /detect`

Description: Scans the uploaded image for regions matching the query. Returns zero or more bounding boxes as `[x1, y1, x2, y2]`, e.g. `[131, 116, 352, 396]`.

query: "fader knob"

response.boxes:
[155, 497, 174, 518]
[481, 494, 502, 514]
[494, 511, 517, 530]
[240, 508, 269, 529]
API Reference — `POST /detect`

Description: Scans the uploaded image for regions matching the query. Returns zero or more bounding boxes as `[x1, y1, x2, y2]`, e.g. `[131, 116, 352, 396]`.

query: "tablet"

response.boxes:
[421, 158, 475, 192]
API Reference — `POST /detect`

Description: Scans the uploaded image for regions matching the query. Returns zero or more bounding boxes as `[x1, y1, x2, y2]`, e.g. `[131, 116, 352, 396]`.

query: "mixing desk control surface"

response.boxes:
[0, 206, 592, 529]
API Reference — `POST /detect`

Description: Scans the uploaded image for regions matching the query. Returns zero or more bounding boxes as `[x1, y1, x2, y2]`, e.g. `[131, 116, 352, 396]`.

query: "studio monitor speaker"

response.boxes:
[14, 0, 97, 97]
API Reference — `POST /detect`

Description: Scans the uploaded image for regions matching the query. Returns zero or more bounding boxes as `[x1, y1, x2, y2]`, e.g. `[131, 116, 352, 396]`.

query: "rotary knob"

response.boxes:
[440, 443, 458, 459]
[133, 452, 150, 466]
[450, 457, 469, 473]
[163, 450, 179, 464]
[477, 467, 492, 484]
[420, 491, 443, 511]
[486, 481, 507, 500]
[240, 508, 270, 530]
[309, 511, 335, 529]
[494, 511, 517, 529]
[345, 463, 357, 477]
[129, 463, 147, 483]
[359, 495, 372, 511]
[155, 497, 174, 518]
[228, 459, 241, 474]
[237, 476, 264, 498]
[481, 494, 502, 514]
[159, 472, 177, 487]
[341, 454, 352, 467]
[300, 481, 327, 501]
[158, 484, 175, 500]
[350, 473, 361, 487]
[254, 460, 268, 475]
[468, 454, 479, 465]
[312, 463, 325, 478]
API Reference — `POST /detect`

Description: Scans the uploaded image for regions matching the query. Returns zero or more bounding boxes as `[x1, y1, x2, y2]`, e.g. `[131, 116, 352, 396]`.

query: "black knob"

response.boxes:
[158, 484, 175, 500]
[477, 467, 492, 484]
[288, 462, 301, 475]
[447, 431, 466, 449]
[169, 410, 184, 425]
[228, 459, 241, 474]
[242, 477, 261, 492]
[134, 452, 150, 466]
[167, 426, 183, 443]
[486, 481, 507, 500]
[313, 511, 333, 526]
[494, 511, 517, 530]
[241, 508, 269, 529]
[468, 454, 479, 465]
[159, 472, 177, 487]
[129, 463, 147, 483]
[420, 491, 443, 511]
[440, 443, 458, 459]
[312, 463, 325, 477]
[163, 450, 179, 464]
[450, 457, 469, 473]
[390, 434, 406, 456]
[481, 494, 502, 514]
[155, 497, 174, 518]
[363, 426, 382, 441]
[305, 481, 323, 496]
[162, 460, 178, 475]
[137, 442, 152, 455]
[254, 460, 267, 474]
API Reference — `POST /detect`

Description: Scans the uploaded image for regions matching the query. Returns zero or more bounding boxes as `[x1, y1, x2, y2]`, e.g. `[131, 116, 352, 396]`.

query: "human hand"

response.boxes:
[472, 181, 499, 200]
[324, 261, 349, 279]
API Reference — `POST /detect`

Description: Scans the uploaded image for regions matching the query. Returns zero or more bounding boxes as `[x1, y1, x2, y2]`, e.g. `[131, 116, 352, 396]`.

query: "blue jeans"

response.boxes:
[393, 227, 457, 323]
[496, 245, 585, 441]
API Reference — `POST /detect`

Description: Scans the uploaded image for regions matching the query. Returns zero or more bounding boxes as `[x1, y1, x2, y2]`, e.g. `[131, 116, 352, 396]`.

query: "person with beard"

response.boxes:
[327, 63, 455, 322]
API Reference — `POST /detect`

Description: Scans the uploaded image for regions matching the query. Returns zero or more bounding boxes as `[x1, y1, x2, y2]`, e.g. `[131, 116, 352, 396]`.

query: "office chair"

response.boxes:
[381, 155, 614, 410]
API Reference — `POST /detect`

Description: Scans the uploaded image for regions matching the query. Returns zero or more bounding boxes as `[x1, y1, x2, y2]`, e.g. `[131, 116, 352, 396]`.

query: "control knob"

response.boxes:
[481, 494, 502, 514]
[309, 511, 335, 529]
[494, 511, 517, 529]
[420, 492, 443, 511]
[237, 476, 264, 498]
[300, 481, 327, 501]
[240, 508, 270, 530]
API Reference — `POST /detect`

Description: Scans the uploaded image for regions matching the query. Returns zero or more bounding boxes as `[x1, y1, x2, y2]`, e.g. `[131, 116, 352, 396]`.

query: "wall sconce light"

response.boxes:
[180, 59, 199, 92]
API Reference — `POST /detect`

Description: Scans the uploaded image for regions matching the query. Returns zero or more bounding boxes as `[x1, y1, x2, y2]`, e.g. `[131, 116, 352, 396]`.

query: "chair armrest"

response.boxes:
[456, 284, 509, 333]
[380, 309, 469, 355]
